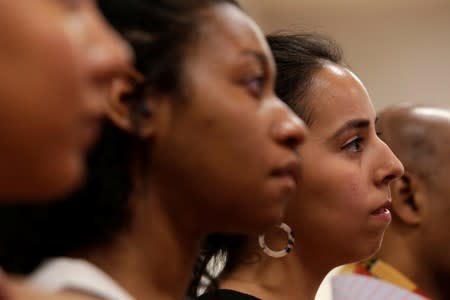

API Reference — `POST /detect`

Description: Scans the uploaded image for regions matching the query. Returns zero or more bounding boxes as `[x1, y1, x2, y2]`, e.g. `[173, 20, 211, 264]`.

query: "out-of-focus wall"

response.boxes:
[239, 0, 450, 110]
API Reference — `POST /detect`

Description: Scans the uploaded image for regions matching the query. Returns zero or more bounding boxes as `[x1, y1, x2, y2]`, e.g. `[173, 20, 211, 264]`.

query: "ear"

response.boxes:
[106, 78, 166, 138]
[390, 171, 427, 226]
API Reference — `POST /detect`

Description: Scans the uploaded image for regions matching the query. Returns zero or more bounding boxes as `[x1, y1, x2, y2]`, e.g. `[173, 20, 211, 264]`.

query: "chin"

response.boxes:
[336, 239, 382, 266]
[36, 157, 84, 201]
[356, 241, 383, 262]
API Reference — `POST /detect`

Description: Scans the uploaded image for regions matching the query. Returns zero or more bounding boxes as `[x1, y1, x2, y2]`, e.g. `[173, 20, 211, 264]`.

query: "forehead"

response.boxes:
[306, 64, 375, 131]
[187, 3, 273, 67]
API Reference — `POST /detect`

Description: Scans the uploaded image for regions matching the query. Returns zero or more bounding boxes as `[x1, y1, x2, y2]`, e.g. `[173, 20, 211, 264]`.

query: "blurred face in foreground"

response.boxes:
[0, 0, 132, 201]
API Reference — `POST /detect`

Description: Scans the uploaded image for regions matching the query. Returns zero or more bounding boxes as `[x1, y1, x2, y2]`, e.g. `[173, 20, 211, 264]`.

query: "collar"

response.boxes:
[332, 273, 429, 300]
[28, 257, 134, 300]
[351, 259, 430, 299]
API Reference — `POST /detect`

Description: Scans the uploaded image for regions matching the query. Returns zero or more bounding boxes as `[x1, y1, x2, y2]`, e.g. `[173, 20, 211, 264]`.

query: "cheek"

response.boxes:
[0, 19, 84, 134]
[42, 22, 89, 120]
[17, 13, 84, 105]
[293, 154, 370, 240]
[189, 87, 270, 160]
[32, 36, 83, 145]
[347, 174, 367, 208]
[299, 153, 366, 208]
[291, 148, 383, 261]
[155, 96, 288, 232]
[188, 106, 268, 184]
[0, 5, 91, 195]
[156, 94, 266, 179]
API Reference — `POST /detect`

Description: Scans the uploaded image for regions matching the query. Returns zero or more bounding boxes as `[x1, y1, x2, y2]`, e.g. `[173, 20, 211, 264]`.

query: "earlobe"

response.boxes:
[390, 172, 424, 226]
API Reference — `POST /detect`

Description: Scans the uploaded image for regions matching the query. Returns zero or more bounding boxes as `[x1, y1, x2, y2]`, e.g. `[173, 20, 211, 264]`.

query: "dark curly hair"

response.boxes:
[0, 0, 240, 275]
[188, 32, 344, 298]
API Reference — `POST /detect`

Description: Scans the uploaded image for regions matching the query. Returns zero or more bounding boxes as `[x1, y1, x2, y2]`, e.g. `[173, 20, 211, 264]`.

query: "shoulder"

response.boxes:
[28, 257, 134, 300]
[197, 289, 261, 300]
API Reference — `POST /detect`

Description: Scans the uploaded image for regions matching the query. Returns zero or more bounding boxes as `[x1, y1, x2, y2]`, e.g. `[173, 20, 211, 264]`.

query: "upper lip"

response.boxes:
[270, 160, 300, 183]
[370, 200, 392, 214]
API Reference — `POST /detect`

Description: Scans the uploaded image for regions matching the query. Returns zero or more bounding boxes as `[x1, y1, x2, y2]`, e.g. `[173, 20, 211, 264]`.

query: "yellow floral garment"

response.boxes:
[339, 259, 431, 299]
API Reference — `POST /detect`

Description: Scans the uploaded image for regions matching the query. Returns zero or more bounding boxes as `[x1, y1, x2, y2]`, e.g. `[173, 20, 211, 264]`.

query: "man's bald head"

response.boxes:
[377, 103, 450, 187]
[375, 103, 450, 300]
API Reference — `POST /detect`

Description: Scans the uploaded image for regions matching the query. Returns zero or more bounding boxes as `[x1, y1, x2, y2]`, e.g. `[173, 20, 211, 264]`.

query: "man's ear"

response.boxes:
[106, 78, 164, 138]
[390, 171, 427, 226]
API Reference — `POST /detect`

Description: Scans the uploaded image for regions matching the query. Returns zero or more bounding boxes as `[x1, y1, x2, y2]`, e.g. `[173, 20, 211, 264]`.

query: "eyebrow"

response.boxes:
[240, 50, 269, 71]
[330, 118, 372, 140]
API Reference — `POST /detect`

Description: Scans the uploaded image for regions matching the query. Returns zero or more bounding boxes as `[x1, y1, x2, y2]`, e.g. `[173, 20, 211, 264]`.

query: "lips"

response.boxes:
[270, 161, 300, 183]
[370, 201, 392, 216]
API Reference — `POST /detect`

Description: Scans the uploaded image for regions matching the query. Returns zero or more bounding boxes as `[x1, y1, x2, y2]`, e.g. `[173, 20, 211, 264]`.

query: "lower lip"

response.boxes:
[271, 175, 296, 190]
[370, 208, 392, 223]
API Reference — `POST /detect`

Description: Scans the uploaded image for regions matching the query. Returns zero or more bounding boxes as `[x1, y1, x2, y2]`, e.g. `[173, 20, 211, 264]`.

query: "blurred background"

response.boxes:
[238, 1, 450, 299]
[239, 0, 450, 110]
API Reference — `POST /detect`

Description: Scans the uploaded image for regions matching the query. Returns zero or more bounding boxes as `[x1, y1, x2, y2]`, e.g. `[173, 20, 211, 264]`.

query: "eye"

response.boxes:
[241, 75, 266, 98]
[342, 137, 364, 153]
[376, 130, 383, 138]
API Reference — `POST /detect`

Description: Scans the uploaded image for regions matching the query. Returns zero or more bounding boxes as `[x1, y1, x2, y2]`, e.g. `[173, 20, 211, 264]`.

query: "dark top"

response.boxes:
[197, 289, 261, 300]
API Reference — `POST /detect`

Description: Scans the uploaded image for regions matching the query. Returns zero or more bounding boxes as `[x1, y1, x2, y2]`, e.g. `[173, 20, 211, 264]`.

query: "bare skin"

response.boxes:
[375, 104, 450, 300]
[0, 0, 132, 299]
[0, 0, 132, 201]
[0, 2, 306, 300]
[219, 64, 404, 300]
[80, 3, 305, 300]
[0, 272, 98, 300]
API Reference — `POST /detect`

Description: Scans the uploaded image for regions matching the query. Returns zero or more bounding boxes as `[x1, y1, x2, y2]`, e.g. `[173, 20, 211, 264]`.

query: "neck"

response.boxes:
[83, 185, 203, 300]
[220, 234, 331, 300]
[379, 229, 450, 300]
[380, 252, 450, 300]
[414, 268, 450, 300]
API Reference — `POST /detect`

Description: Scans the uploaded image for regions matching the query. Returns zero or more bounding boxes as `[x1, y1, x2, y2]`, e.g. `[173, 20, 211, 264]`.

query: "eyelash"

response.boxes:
[241, 75, 266, 98]
[342, 137, 364, 153]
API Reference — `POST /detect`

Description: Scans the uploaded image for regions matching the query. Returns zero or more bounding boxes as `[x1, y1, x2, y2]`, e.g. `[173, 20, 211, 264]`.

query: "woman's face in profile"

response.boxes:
[147, 3, 307, 234]
[0, 1, 131, 200]
[287, 63, 403, 263]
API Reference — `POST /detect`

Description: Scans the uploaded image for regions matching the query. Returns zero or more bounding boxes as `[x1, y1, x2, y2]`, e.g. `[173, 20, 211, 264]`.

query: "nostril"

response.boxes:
[382, 174, 397, 185]
[283, 136, 301, 151]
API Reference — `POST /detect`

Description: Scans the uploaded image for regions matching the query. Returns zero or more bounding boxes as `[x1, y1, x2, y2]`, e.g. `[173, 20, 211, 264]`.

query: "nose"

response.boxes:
[88, 8, 134, 86]
[375, 141, 404, 186]
[271, 99, 308, 152]
[81, 6, 134, 117]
